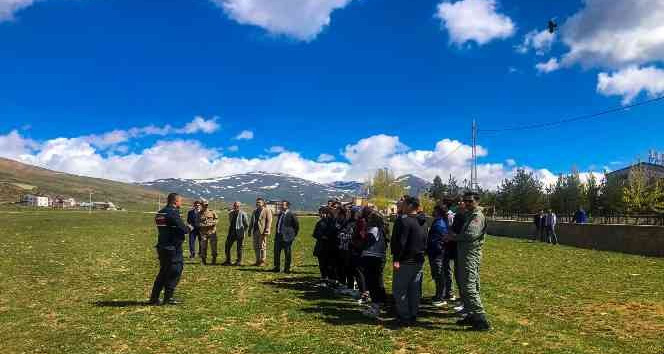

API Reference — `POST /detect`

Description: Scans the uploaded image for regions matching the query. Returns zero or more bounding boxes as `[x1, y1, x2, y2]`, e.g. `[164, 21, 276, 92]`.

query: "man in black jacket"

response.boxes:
[186, 201, 201, 259]
[272, 201, 300, 273]
[391, 196, 427, 325]
[150, 193, 192, 305]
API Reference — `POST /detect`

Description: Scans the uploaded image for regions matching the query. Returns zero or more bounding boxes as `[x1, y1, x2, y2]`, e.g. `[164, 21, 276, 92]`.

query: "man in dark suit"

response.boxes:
[272, 200, 300, 274]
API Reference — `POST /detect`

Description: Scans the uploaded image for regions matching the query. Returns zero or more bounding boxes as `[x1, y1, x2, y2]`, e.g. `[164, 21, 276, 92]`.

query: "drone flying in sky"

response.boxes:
[548, 19, 559, 34]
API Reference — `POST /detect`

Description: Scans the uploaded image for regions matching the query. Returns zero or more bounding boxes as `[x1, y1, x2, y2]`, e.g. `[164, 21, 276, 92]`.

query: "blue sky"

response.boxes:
[1, 0, 663, 185]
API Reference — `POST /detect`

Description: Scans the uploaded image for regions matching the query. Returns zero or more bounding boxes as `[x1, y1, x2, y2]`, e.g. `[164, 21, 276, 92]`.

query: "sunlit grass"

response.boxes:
[1, 210, 662, 353]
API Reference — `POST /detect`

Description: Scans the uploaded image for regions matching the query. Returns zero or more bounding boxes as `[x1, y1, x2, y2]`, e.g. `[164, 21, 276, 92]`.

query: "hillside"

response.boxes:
[396, 174, 432, 196]
[140, 172, 433, 211]
[139, 172, 355, 211]
[0, 158, 163, 210]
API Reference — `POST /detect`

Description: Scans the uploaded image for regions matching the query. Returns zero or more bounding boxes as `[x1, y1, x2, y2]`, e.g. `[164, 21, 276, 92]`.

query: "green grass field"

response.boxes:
[1, 210, 663, 354]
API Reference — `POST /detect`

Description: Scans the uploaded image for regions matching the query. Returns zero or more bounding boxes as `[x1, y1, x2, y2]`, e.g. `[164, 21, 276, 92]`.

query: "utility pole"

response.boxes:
[471, 119, 479, 192]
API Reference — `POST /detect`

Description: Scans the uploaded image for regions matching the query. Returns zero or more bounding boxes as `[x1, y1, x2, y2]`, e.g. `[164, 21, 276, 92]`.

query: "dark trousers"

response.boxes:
[225, 231, 244, 263]
[325, 243, 339, 281]
[273, 234, 293, 271]
[546, 226, 558, 244]
[352, 253, 367, 293]
[362, 256, 386, 304]
[188, 229, 199, 257]
[150, 248, 184, 301]
[336, 249, 354, 288]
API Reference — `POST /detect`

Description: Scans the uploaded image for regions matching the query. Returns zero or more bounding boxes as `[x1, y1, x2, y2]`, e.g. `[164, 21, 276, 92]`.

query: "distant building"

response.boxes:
[606, 162, 664, 181]
[53, 196, 76, 209]
[93, 202, 117, 211]
[23, 194, 49, 207]
[265, 200, 282, 215]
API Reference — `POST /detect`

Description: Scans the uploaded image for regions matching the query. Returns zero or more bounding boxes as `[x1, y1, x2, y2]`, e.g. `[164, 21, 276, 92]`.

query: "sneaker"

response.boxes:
[454, 305, 465, 313]
[432, 300, 447, 308]
[163, 298, 182, 306]
[221, 261, 232, 266]
[361, 304, 380, 318]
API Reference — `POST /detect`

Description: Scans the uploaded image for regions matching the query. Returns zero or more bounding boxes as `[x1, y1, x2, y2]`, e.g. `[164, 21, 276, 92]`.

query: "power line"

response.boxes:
[479, 94, 664, 133]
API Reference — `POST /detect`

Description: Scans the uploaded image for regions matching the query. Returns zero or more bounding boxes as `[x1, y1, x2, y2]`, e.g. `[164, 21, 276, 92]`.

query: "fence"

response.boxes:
[487, 220, 664, 257]
[490, 212, 664, 226]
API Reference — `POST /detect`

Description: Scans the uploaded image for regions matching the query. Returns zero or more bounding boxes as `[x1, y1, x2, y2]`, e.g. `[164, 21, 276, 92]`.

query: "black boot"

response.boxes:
[201, 258, 207, 265]
[456, 315, 474, 326]
[212, 257, 217, 265]
[469, 314, 492, 331]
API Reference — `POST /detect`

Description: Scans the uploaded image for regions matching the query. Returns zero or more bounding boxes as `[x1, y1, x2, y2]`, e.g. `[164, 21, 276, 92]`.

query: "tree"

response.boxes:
[496, 169, 545, 215]
[650, 179, 664, 214]
[600, 174, 624, 214]
[623, 164, 650, 213]
[368, 168, 406, 211]
[418, 193, 436, 215]
[585, 172, 601, 216]
[429, 175, 448, 202]
[369, 168, 406, 200]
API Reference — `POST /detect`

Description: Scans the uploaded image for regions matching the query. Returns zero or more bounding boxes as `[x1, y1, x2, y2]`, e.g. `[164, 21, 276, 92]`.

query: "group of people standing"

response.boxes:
[149, 192, 491, 332]
[185, 198, 299, 271]
[533, 209, 558, 244]
[312, 193, 491, 331]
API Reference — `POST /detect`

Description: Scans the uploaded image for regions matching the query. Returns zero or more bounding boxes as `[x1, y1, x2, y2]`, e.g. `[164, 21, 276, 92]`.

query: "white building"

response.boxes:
[23, 194, 50, 207]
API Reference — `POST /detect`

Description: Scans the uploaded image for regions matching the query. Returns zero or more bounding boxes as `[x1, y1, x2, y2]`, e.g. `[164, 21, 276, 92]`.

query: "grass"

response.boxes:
[1, 210, 663, 354]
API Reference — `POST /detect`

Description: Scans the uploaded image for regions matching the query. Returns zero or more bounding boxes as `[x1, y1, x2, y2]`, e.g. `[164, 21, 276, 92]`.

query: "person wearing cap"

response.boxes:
[186, 201, 202, 259]
[444, 192, 491, 331]
[198, 201, 219, 265]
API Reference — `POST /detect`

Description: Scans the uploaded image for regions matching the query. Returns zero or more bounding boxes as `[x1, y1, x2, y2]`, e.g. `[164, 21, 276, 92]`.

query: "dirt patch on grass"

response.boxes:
[555, 301, 664, 340]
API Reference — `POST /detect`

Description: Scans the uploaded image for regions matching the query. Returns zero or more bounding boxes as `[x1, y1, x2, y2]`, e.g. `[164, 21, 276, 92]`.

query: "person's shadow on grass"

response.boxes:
[93, 300, 152, 307]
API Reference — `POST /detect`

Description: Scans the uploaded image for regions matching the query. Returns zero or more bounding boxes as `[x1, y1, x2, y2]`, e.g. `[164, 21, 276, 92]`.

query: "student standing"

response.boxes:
[391, 196, 427, 326]
[427, 204, 451, 307]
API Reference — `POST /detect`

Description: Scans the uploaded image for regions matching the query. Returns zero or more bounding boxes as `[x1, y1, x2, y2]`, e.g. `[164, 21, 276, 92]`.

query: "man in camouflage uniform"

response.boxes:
[445, 192, 491, 331]
[199, 201, 219, 265]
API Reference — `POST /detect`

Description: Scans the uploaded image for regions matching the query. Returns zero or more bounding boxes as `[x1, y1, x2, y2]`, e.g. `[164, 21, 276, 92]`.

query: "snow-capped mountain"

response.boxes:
[139, 172, 354, 211]
[396, 174, 432, 197]
[139, 172, 432, 211]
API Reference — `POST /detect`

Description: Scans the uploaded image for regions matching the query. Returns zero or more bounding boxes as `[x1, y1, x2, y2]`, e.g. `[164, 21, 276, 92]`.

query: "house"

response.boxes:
[22, 194, 49, 207]
[606, 162, 664, 181]
[53, 196, 76, 209]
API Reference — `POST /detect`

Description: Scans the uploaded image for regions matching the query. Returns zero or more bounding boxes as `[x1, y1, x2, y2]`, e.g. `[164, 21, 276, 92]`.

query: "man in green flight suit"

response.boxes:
[444, 191, 491, 331]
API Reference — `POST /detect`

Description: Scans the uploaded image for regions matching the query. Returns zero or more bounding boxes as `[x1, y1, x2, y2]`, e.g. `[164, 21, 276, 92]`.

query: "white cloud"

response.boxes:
[227, 145, 239, 152]
[81, 116, 220, 150]
[0, 130, 577, 189]
[176, 116, 220, 134]
[516, 29, 556, 55]
[0, 130, 38, 159]
[560, 0, 664, 69]
[535, 58, 560, 73]
[597, 66, 664, 104]
[213, 0, 355, 41]
[317, 153, 335, 162]
[436, 0, 515, 46]
[505, 158, 516, 166]
[267, 146, 287, 154]
[0, 0, 35, 22]
[234, 130, 254, 140]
